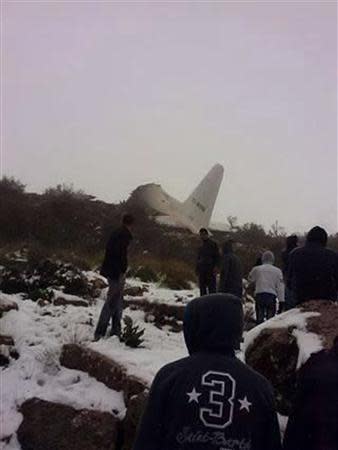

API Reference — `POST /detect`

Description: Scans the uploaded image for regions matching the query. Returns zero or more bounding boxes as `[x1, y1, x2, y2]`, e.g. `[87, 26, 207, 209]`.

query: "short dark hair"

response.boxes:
[199, 228, 208, 235]
[122, 214, 135, 226]
[306, 226, 328, 246]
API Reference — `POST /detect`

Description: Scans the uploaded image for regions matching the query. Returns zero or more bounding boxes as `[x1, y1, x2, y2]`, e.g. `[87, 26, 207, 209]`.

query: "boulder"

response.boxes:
[60, 344, 148, 401]
[0, 334, 19, 366]
[244, 300, 338, 415]
[17, 398, 119, 450]
[54, 296, 88, 307]
[124, 285, 148, 297]
[0, 335, 14, 346]
[125, 298, 185, 321]
[0, 294, 19, 315]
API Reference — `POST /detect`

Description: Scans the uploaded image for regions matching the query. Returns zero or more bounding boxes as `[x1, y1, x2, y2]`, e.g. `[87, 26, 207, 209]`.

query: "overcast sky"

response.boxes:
[2, 1, 337, 233]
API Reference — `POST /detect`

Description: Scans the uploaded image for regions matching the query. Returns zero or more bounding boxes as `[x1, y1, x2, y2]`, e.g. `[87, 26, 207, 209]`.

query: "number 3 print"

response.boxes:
[199, 371, 236, 429]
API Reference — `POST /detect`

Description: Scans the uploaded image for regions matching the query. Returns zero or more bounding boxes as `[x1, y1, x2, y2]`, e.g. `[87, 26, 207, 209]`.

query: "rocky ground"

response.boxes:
[0, 258, 199, 449]
[1, 257, 337, 449]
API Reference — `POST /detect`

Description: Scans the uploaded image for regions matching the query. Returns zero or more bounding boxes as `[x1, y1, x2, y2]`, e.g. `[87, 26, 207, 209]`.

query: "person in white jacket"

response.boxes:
[248, 251, 285, 324]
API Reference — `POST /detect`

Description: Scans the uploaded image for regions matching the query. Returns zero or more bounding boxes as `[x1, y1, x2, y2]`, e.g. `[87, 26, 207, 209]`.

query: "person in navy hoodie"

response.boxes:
[283, 336, 338, 450]
[133, 294, 282, 450]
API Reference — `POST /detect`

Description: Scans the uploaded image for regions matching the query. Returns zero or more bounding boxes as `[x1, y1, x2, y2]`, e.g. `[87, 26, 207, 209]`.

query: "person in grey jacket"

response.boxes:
[218, 240, 243, 298]
[248, 251, 285, 324]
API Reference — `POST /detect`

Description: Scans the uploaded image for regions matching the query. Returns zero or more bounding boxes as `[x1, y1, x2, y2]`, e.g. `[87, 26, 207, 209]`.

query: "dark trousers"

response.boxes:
[255, 292, 277, 324]
[199, 270, 217, 296]
[285, 286, 296, 310]
[95, 276, 125, 338]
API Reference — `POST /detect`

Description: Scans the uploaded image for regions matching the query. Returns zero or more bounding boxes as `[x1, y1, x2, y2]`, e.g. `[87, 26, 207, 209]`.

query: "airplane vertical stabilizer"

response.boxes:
[183, 164, 224, 230]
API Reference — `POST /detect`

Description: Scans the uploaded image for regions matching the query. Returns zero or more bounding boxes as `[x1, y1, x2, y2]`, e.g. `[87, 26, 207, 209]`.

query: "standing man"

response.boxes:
[218, 239, 243, 299]
[281, 235, 298, 310]
[287, 226, 338, 305]
[196, 228, 220, 296]
[248, 251, 285, 324]
[94, 214, 134, 340]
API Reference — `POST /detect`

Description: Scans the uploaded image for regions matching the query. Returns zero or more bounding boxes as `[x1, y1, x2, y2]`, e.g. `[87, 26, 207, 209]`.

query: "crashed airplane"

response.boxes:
[130, 164, 224, 234]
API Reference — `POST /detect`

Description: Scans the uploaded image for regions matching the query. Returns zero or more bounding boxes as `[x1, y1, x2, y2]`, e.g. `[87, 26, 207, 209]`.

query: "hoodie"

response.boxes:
[133, 294, 282, 450]
[248, 251, 285, 301]
[283, 337, 338, 450]
[218, 242, 243, 298]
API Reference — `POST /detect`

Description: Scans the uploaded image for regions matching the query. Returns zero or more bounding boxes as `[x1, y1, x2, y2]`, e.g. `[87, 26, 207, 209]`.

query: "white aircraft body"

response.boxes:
[131, 164, 224, 234]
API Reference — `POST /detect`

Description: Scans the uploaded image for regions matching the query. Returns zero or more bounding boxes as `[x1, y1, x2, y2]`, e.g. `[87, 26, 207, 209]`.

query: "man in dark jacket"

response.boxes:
[196, 228, 220, 296]
[218, 240, 243, 298]
[133, 294, 282, 450]
[94, 214, 134, 340]
[287, 226, 338, 305]
[281, 235, 298, 310]
[283, 336, 338, 450]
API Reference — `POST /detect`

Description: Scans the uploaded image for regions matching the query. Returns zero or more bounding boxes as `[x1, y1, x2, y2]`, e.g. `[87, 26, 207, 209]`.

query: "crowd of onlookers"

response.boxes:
[196, 224, 338, 323]
[94, 215, 338, 450]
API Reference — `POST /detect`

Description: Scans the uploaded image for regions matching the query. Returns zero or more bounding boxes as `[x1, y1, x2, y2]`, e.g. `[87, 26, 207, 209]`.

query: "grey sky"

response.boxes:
[2, 1, 337, 233]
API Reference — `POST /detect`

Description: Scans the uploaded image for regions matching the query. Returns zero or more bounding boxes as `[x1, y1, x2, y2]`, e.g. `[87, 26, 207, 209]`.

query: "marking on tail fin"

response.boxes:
[183, 164, 224, 230]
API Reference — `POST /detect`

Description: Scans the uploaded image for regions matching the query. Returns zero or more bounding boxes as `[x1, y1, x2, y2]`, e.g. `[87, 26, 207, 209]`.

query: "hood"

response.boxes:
[262, 250, 275, 264]
[183, 294, 243, 355]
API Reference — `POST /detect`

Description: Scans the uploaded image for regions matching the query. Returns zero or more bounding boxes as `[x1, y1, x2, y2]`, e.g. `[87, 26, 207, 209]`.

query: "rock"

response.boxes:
[121, 391, 148, 450]
[244, 300, 338, 415]
[124, 298, 185, 321]
[54, 296, 88, 307]
[127, 299, 184, 331]
[0, 294, 19, 315]
[124, 285, 148, 297]
[17, 398, 119, 450]
[0, 335, 14, 346]
[301, 300, 338, 349]
[60, 344, 148, 400]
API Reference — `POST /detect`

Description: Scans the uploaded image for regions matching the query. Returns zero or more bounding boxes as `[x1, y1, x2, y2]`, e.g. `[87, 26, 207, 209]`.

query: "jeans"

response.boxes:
[255, 292, 277, 324]
[199, 270, 217, 296]
[95, 275, 125, 338]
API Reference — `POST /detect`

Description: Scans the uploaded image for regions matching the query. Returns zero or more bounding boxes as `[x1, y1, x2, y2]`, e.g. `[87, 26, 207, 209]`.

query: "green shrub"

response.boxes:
[120, 315, 145, 348]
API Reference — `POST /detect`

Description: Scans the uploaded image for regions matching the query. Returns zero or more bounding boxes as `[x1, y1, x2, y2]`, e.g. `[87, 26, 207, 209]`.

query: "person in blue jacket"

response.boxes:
[133, 294, 282, 450]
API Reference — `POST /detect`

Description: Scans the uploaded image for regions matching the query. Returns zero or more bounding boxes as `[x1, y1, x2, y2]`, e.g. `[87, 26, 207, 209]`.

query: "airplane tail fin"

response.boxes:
[183, 164, 224, 230]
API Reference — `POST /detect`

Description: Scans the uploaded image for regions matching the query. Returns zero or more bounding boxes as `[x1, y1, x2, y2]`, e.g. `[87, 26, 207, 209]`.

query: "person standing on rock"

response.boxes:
[283, 336, 338, 450]
[196, 228, 220, 296]
[94, 214, 134, 340]
[281, 235, 298, 310]
[248, 251, 285, 324]
[218, 239, 243, 299]
[133, 294, 282, 450]
[287, 226, 338, 305]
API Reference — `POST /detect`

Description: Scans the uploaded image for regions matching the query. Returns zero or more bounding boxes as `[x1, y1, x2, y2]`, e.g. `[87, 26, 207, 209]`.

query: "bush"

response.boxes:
[131, 265, 159, 283]
[120, 316, 145, 348]
[129, 254, 196, 290]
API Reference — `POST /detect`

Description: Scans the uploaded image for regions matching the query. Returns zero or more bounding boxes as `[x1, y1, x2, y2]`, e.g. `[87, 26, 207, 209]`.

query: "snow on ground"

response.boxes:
[2, 277, 324, 449]
[125, 277, 199, 305]
[0, 296, 125, 448]
[91, 307, 187, 384]
[243, 308, 323, 368]
[0, 279, 194, 448]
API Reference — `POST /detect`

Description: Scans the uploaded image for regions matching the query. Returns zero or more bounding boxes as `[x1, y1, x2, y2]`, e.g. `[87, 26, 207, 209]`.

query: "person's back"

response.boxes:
[281, 235, 299, 277]
[283, 337, 338, 450]
[288, 226, 338, 304]
[249, 251, 284, 323]
[219, 240, 243, 298]
[196, 228, 220, 296]
[250, 263, 284, 296]
[133, 294, 282, 450]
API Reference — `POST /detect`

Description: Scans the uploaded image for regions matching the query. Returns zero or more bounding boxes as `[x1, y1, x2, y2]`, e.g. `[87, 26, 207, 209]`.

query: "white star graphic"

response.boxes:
[238, 396, 252, 412]
[187, 387, 202, 404]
